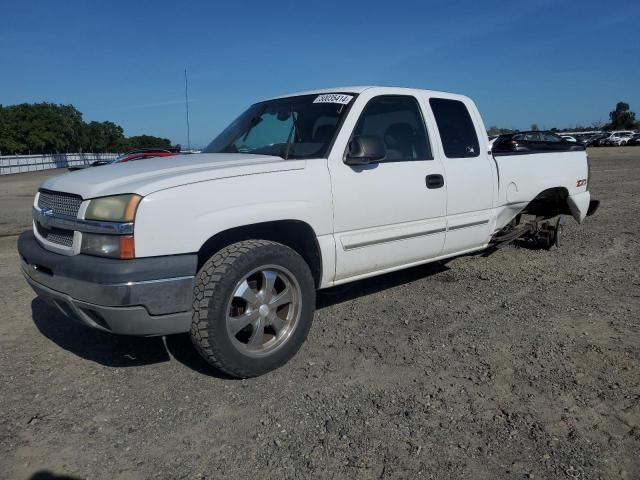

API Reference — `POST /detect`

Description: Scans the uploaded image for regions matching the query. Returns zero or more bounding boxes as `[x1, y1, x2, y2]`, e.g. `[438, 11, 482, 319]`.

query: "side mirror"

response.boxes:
[345, 135, 385, 165]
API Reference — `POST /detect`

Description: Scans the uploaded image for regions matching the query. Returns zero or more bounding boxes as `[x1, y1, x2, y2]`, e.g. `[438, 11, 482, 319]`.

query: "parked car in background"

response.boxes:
[587, 133, 607, 146]
[491, 131, 585, 153]
[91, 148, 179, 167]
[589, 132, 610, 147]
[572, 134, 595, 147]
[599, 133, 617, 146]
[560, 135, 577, 142]
[600, 131, 634, 146]
[582, 133, 607, 147]
[609, 131, 634, 146]
[626, 133, 640, 146]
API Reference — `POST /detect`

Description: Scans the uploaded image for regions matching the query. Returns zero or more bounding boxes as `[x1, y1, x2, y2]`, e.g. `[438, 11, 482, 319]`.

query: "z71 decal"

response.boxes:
[576, 179, 587, 187]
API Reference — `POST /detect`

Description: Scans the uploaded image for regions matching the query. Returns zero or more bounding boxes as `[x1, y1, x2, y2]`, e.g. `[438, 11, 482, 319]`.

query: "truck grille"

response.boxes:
[38, 189, 83, 218]
[36, 223, 74, 247]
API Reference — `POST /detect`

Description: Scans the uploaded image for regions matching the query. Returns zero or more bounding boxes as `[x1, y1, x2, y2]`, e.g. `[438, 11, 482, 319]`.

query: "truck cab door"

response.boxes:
[428, 97, 495, 255]
[328, 93, 447, 283]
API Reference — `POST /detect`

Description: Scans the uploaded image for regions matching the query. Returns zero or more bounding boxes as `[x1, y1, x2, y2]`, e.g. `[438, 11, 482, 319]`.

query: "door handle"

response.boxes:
[426, 174, 444, 189]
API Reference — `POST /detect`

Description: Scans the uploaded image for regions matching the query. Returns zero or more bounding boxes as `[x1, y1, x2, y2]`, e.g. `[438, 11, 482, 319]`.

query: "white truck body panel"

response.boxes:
[429, 92, 497, 256]
[41, 153, 303, 198]
[494, 150, 590, 225]
[37, 86, 593, 289]
[133, 158, 334, 262]
[327, 88, 448, 282]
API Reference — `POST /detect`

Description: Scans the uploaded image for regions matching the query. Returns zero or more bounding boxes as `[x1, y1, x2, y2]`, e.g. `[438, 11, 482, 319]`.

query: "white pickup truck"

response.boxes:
[19, 86, 599, 377]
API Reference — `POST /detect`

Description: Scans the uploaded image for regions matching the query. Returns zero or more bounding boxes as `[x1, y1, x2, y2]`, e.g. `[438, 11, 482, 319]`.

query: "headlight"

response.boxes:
[82, 194, 140, 259]
[81, 233, 135, 259]
[85, 194, 141, 222]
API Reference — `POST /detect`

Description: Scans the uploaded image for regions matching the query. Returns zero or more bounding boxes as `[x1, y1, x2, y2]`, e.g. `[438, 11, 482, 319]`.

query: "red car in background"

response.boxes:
[90, 148, 179, 167]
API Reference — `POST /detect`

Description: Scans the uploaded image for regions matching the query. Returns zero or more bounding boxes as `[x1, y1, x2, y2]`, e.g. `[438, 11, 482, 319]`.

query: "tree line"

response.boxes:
[488, 101, 639, 136]
[0, 103, 174, 155]
[2, 100, 636, 154]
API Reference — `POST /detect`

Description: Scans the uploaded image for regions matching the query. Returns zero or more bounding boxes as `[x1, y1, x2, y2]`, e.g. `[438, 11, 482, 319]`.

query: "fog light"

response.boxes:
[81, 233, 135, 259]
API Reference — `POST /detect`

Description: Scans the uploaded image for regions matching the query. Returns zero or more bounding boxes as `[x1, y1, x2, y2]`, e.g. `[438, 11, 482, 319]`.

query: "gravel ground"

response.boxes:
[0, 149, 638, 479]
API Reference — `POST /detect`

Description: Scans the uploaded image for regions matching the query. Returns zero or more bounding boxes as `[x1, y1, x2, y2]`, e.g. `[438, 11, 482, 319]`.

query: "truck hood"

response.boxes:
[41, 153, 306, 199]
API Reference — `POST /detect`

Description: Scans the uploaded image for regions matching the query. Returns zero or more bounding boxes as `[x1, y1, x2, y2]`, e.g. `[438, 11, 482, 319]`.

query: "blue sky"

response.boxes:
[1, 0, 639, 147]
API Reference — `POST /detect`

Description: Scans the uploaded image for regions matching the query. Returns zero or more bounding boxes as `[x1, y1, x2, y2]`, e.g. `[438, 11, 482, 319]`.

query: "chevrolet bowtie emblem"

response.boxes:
[39, 208, 54, 228]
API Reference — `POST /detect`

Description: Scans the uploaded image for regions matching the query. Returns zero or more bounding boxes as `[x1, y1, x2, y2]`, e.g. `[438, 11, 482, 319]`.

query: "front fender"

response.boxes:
[133, 163, 333, 258]
[195, 201, 322, 246]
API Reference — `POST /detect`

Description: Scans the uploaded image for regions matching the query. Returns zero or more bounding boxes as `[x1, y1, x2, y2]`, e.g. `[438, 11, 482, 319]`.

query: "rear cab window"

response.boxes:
[429, 98, 480, 158]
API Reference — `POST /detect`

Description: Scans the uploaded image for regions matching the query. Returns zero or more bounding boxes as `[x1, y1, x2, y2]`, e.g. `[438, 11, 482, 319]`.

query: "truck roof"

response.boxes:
[266, 86, 468, 101]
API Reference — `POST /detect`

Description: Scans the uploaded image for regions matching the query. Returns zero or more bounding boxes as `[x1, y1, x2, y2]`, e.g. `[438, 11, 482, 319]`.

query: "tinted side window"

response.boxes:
[522, 132, 541, 141]
[352, 95, 432, 162]
[541, 132, 561, 142]
[429, 98, 480, 158]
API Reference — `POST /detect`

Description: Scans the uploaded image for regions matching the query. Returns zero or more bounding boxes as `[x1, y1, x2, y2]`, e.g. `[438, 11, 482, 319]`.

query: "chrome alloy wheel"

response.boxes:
[225, 265, 302, 357]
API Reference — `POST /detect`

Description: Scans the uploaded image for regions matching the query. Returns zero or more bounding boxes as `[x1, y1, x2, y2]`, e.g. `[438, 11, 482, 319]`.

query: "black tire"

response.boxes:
[190, 240, 316, 378]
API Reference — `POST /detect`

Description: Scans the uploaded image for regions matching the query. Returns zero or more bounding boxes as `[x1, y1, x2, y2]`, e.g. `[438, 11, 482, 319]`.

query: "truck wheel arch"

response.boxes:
[522, 187, 572, 219]
[197, 220, 323, 288]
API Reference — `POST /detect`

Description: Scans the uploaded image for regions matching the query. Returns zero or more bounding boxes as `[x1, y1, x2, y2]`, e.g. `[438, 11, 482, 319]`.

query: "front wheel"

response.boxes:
[190, 240, 316, 378]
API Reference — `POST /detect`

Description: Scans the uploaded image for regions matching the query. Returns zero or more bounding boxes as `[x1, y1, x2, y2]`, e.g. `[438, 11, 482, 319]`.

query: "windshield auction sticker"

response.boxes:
[313, 94, 354, 105]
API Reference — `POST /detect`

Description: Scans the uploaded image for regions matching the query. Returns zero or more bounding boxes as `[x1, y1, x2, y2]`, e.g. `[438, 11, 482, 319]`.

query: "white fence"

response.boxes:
[0, 153, 119, 175]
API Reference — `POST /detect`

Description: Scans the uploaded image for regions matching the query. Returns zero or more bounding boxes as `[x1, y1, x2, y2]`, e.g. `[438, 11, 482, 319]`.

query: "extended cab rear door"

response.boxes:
[428, 96, 496, 254]
[328, 91, 447, 283]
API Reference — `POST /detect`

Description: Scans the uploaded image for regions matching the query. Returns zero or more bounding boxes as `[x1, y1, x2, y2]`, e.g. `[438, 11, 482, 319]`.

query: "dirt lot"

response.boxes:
[0, 148, 638, 479]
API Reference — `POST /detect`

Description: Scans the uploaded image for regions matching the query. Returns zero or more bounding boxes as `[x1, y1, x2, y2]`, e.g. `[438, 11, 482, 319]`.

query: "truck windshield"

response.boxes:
[203, 93, 355, 159]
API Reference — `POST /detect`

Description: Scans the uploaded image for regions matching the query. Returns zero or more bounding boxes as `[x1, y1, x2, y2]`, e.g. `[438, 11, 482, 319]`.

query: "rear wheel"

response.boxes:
[190, 240, 315, 378]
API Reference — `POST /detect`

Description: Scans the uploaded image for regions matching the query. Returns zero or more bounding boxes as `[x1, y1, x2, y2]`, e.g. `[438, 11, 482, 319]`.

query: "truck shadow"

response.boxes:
[316, 260, 449, 309]
[29, 471, 83, 480]
[481, 239, 552, 257]
[31, 298, 232, 378]
[30, 260, 450, 377]
[31, 298, 171, 367]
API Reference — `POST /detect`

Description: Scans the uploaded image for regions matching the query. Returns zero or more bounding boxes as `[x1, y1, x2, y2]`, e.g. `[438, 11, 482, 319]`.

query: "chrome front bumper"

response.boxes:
[21, 259, 193, 316]
[18, 231, 196, 336]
